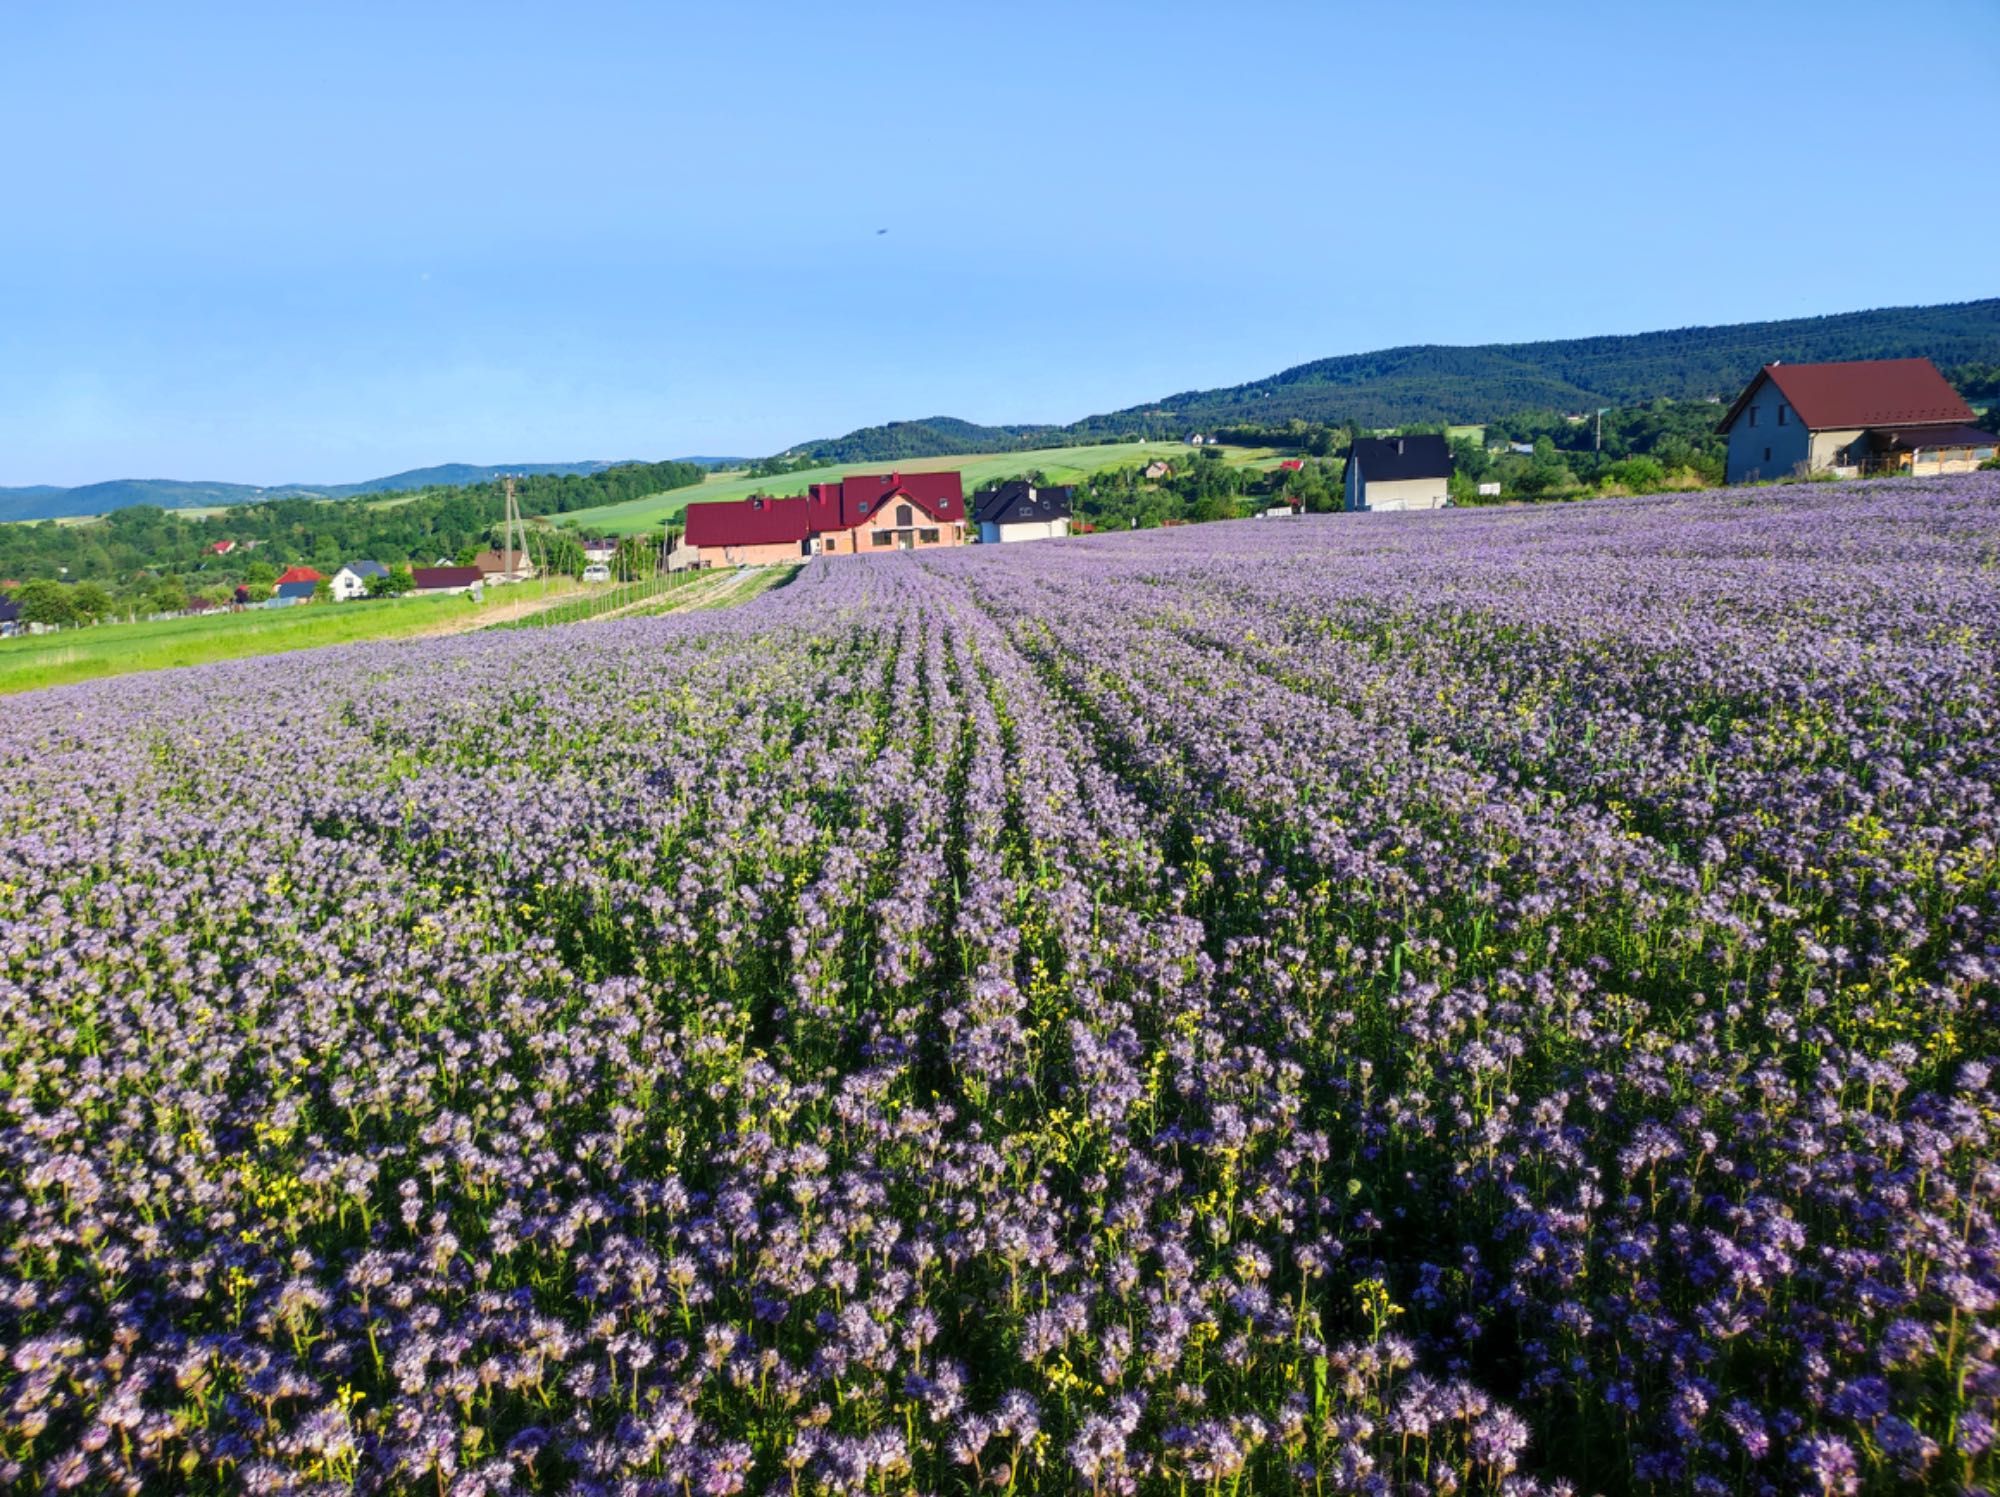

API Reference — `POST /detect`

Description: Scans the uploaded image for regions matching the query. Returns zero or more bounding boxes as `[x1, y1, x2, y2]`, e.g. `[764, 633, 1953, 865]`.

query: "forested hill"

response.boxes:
[1, 461, 642, 523]
[788, 297, 2000, 460]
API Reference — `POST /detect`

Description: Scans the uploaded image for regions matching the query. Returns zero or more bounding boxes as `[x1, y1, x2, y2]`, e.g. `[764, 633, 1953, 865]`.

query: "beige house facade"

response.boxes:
[1344, 435, 1453, 512]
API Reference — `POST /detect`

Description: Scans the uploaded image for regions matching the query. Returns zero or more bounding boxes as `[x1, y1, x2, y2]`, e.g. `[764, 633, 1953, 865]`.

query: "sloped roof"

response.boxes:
[1346, 434, 1453, 482]
[411, 566, 482, 589]
[975, 481, 1074, 526]
[683, 495, 811, 548]
[340, 560, 390, 578]
[1870, 423, 1998, 452]
[805, 470, 965, 532]
[0, 598, 19, 624]
[275, 565, 324, 584]
[274, 581, 318, 600]
[1718, 358, 1973, 433]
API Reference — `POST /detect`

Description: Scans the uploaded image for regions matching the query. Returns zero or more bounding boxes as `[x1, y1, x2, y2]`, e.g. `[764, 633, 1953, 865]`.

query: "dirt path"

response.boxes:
[407, 586, 591, 639]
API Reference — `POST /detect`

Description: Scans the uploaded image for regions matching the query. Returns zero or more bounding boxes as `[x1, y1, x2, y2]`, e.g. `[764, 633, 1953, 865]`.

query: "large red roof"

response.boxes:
[686, 472, 966, 549]
[1720, 358, 1973, 433]
[683, 495, 811, 548]
[274, 565, 324, 584]
[805, 470, 965, 532]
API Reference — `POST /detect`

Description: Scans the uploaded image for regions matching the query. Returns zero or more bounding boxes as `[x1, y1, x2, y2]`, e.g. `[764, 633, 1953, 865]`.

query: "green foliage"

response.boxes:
[12, 579, 80, 627]
[778, 301, 2000, 464]
[0, 461, 704, 606]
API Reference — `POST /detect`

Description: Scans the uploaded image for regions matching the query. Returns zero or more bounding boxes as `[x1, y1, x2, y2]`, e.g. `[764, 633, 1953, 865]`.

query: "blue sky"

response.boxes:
[2, 0, 1995, 486]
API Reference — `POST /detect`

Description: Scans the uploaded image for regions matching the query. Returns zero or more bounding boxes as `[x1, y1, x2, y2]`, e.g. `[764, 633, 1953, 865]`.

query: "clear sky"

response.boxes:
[2, 0, 1995, 486]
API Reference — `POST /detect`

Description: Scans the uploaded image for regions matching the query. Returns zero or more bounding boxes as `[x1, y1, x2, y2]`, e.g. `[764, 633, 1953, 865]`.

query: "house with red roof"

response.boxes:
[274, 565, 325, 586]
[678, 471, 969, 567]
[409, 566, 484, 596]
[1719, 358, 1995, 484]
[207, 539, 237, 556]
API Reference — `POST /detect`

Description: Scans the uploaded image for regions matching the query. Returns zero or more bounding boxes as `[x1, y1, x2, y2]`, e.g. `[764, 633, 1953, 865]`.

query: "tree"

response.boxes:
[13, 579, 79, 627]
[68, 582, 114, 622]
[150, 577, 188, 614]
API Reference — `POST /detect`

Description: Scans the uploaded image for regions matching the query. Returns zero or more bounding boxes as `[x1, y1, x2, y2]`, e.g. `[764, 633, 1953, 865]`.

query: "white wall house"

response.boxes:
[1344, 435, 1452, 512]
[331, 560, 390, 601]
[973, 481, 1073, 543]
[1718, 358, 1987, 484]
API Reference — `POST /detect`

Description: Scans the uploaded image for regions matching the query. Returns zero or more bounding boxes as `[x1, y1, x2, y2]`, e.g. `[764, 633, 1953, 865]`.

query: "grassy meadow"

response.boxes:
[558, 440, 1289, 533]
[0, 591, 530, 695]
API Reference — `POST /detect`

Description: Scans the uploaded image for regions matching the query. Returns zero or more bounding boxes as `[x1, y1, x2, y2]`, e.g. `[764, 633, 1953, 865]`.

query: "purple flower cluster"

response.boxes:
[2, 474, 1998, 1494]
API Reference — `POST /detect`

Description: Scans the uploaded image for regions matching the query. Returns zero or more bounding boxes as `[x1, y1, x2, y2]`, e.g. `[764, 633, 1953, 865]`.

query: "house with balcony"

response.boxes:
[1718, 357, 1994, 483]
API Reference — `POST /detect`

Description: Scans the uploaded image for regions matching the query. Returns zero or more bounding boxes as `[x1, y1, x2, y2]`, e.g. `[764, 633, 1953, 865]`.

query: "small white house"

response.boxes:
[1344, 435, 1453, 512]
[331, 560, 390, 601]
[973, 481, 1073, 543]
[581, 539, 618, 565]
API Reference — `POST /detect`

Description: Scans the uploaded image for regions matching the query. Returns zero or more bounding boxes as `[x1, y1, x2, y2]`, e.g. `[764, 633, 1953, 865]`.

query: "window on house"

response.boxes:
[872, 531, 893, 547]
[1747, 407, 1759, 427]
[920, 528, 940, 544]
[1764, 447, 1772, 463]
[1777, 405, 1790, 426]
[896, 503, 914, 527]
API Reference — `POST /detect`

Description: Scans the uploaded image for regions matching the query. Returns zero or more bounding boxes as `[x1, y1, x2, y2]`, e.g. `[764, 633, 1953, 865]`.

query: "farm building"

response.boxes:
[331, 561, 389, 601]
[1718, 358, 1995, 483]
[409, 566, 484, 597]
[1344, 435, 1453, 512]
[1143, 461, 1174, 481]
[682, 471, 968, 566]
[973, 482, 1072, 544]
[471, 547, 536, 583]
[274, 566, 324, 587]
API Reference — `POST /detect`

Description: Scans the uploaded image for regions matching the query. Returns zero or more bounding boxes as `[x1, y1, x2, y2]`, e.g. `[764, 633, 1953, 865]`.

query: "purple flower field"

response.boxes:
[4, 476, 1999, 1495]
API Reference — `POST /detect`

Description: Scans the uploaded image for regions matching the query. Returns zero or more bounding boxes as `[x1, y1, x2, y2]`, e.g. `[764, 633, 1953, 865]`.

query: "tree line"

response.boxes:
[0, 461, 702, 611]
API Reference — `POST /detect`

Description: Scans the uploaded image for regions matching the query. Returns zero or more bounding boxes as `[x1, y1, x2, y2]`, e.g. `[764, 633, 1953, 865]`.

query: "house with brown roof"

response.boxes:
[680, 471, 969, 567]
[1718, 358, 1995, 484]
[471, 548, 537, 583]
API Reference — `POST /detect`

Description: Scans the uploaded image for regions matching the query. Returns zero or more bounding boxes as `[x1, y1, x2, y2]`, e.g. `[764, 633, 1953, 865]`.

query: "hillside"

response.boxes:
[789, 297, 2000, 461]
[0, 460, 669, 523]
[557, 440, 1249, 535]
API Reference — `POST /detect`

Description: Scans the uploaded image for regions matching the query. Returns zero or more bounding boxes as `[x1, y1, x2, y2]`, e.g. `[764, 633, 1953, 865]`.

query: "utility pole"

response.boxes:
[500, 476, 531, 583]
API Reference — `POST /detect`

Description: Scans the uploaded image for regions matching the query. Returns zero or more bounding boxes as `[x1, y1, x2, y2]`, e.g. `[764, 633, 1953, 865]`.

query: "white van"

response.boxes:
[582, 564, 611, 583]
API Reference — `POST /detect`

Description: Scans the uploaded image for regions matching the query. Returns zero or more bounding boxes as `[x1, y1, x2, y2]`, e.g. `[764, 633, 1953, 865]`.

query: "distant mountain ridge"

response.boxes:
[0, 458, 732, 523]
[786, 297, 2000, 462]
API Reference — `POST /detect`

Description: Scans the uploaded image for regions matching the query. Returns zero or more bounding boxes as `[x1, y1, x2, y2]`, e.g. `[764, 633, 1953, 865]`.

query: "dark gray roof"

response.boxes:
[342, 559, 390, 578]
[1346, 434, 1453, 482]
[274, 581, 318, 599]
[974, 481, 1074, 526]
[0, 598, 18, 624]
[1869, 424, 1998, 452]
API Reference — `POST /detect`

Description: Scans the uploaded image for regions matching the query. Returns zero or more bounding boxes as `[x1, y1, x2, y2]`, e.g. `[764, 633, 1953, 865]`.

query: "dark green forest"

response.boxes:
[786, 298, 2000, 462]
[0, 461, 702, 605]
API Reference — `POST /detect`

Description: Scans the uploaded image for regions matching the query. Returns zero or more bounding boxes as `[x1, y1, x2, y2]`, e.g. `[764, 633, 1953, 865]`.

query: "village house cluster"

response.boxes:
[669, 470, 1074, 568]
[1334, 354, 1995, 511]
